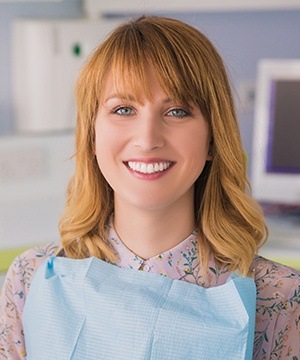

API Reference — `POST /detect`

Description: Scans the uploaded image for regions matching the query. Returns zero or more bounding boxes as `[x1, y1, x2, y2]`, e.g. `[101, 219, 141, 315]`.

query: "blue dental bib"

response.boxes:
[23, 256, 256, 359]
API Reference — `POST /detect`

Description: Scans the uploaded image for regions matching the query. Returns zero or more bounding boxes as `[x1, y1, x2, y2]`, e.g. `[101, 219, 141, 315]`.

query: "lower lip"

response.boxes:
[125, 163, 174, 180]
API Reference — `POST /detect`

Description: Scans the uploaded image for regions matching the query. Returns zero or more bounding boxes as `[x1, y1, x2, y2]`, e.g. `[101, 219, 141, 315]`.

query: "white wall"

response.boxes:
[0, 133, 74, 250]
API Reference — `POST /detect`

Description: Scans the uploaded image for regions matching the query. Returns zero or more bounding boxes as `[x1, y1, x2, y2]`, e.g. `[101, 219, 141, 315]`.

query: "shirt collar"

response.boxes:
[105, 218, 199, 281]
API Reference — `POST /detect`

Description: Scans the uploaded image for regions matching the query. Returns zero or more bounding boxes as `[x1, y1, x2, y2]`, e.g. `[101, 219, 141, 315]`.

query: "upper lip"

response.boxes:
[124, 158, 175, 164]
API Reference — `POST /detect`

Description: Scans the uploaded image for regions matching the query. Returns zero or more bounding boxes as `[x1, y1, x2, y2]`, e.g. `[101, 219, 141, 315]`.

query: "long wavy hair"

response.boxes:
[59, 15, 268, 276]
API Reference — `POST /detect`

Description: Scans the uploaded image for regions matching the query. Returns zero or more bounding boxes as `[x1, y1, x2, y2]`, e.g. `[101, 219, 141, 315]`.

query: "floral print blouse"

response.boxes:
[0, 223, 299, 359]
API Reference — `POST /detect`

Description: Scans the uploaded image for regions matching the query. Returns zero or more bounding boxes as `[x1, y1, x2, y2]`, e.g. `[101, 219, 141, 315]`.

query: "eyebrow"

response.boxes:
[104, 94, 175, 104]
[104, 94, 137, 103]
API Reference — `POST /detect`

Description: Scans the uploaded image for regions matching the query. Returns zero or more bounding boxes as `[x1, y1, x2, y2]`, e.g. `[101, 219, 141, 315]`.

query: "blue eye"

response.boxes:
[114, 107, 134, 116]
[167, 108, 189, 118]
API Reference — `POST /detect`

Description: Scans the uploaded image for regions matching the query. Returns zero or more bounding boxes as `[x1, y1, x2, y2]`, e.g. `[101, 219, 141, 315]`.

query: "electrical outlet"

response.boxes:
[0, 146, 49, 182]
[238, 81, 256, 113]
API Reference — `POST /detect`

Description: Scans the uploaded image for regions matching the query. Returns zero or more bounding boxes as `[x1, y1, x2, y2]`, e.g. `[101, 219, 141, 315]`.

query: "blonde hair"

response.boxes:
[59, 16, 268, 275]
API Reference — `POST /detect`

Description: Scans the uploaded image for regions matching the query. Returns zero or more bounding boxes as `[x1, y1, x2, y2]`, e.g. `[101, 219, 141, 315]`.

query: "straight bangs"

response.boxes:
[95, 18, 210, 118]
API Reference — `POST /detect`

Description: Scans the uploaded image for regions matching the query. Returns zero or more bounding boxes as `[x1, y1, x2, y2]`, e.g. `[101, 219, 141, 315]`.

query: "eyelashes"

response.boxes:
[111, 106, 134, 116]
[110, 106, 192, 118]
[166, 108, 190, 118]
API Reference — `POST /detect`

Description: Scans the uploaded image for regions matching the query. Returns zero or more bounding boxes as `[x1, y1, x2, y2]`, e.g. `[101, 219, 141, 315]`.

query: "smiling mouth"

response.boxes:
[126, 161, 174, 174]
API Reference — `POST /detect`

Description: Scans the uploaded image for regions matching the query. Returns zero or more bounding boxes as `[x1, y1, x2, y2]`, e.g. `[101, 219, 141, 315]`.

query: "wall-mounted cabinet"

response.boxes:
[84, 0, 300, 17]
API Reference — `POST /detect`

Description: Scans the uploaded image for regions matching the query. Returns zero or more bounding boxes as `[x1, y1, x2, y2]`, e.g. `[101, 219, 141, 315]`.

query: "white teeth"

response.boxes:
[127, 161, 172, 174]
[140, 164, 147, 173]
[147, 164, 154, 173]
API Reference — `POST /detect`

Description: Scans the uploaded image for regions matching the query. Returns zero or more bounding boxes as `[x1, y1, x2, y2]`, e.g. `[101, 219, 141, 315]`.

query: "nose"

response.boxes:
[133, 114, 165, 151]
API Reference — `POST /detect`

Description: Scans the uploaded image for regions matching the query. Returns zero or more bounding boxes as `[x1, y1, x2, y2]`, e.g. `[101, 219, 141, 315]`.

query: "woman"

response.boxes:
[0, 16, 299, 359]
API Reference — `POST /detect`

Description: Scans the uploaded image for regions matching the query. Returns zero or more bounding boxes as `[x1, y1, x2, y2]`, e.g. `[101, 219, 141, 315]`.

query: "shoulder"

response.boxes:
[0, 244, 59, 359]
[5, 242, 60, 297]
[252, 256, 300, 358]
[253, 255, 299, 284]
[252, 255, 299, 316]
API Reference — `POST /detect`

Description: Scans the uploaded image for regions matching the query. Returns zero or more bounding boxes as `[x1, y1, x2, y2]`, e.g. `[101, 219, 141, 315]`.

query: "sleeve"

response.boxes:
[253, 257, 300, 360]
[0, 243, 58, 359]
[270, 278, 300, 359]
[0, 258, 27, 360]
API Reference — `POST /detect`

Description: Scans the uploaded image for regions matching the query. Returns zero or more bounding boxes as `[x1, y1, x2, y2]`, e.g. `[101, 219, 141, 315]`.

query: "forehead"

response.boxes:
[99, 64, 193, 108]
[100, 65, 160, 102]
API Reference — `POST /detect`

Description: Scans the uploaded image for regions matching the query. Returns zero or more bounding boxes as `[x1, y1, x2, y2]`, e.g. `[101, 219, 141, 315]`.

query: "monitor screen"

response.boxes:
[251, 60, 300, 204]
[267, 79, 300, 174]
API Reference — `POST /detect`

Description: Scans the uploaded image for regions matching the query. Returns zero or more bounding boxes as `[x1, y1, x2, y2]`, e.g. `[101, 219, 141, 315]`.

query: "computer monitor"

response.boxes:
[251, 59, 300, 204]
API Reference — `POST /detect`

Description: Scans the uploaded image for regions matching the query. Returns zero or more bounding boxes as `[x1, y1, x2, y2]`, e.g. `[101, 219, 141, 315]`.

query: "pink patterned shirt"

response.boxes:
[0, 223, 299, 359]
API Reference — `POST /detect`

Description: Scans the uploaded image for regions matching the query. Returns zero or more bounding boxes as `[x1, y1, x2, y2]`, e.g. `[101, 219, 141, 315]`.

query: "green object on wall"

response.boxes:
[0, 246, 299, 275]
[268, 257, 300, 270]
[0, 246, 32, 273]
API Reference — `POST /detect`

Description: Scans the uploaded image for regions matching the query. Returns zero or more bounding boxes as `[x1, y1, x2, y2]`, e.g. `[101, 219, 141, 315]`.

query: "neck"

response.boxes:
[113, 198, 195, 259]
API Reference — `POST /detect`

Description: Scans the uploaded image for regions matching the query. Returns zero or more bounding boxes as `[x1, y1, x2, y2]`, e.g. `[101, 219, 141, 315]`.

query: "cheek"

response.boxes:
[94, 141, 115, 191]
[94, 123, 110, 172]
[95, 138, 113, 169]
[94, 121, 126, 182]
[94, 118, 115, 154]
[198, 124, 211, 153]
[180, 127, 211, 159]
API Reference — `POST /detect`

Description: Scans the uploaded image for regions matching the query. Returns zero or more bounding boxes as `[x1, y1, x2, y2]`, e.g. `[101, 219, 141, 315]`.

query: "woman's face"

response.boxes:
[94, 69, 212, 213]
